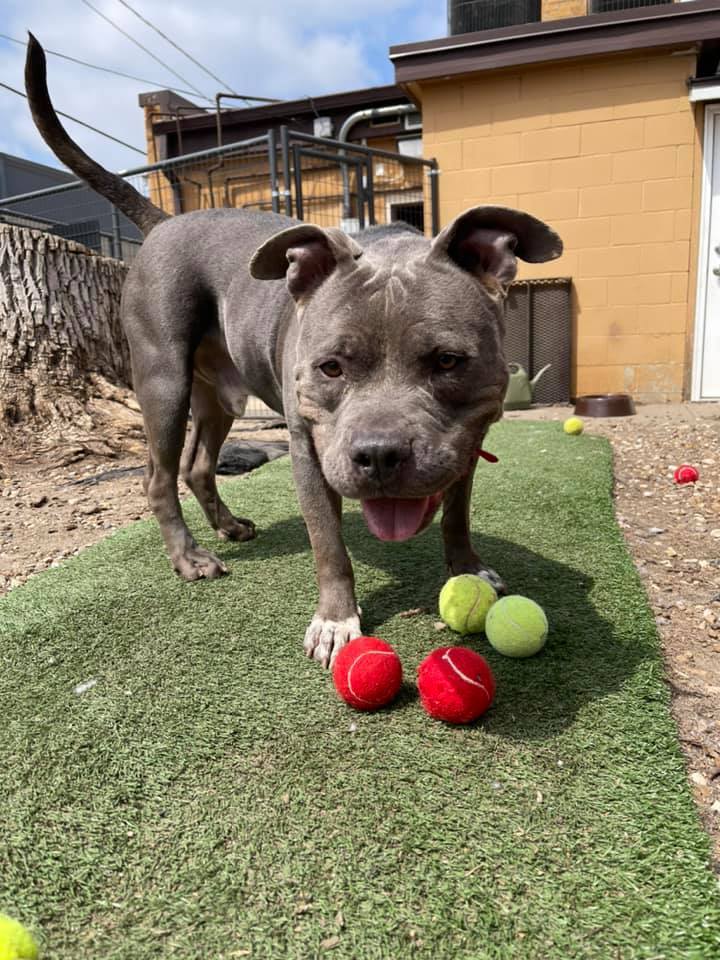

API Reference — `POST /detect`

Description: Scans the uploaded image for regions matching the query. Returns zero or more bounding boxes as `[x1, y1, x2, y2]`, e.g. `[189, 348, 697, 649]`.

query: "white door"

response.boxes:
[693, 104, 720, 399]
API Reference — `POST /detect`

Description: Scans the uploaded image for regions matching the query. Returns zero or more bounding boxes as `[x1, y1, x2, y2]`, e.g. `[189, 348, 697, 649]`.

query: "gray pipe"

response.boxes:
[338, 104, 419, 223]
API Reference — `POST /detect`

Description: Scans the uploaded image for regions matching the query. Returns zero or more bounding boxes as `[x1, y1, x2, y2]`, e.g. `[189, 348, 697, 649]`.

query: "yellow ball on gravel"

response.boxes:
[563, 416, 584, 435]
[485, 595, 548, 658]
[439, 574, 498, 635]
[0, 914, 39, 960]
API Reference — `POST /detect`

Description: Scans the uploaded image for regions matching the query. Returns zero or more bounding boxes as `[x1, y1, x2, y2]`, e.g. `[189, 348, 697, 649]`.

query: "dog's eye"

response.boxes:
[436, 353, 462, 372]
[320, 360, 343, 378]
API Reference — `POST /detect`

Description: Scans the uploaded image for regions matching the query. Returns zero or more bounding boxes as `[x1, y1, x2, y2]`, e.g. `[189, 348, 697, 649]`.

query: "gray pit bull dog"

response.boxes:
[25, 34, 562, 667]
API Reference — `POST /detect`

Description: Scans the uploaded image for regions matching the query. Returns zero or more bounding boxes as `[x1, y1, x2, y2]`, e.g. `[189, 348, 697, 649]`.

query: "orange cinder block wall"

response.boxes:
[418, 49, 700, 402]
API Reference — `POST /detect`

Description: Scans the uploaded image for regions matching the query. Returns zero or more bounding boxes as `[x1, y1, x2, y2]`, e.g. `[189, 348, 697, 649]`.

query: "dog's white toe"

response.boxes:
[472, 566, 507, 595]
[303, 614, 362, 669]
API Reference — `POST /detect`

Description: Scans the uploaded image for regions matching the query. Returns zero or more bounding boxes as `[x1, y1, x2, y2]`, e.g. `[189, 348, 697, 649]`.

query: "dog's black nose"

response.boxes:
[350, 434, 411, 483]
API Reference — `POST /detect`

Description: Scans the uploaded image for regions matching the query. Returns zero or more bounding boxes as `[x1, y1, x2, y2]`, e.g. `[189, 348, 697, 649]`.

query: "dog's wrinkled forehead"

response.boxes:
[250, 206, 563, 328]
[297, 248, 500, 356]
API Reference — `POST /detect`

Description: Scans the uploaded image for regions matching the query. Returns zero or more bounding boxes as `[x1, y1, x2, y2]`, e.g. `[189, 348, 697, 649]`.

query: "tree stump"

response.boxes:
[0, 224, 131, 429]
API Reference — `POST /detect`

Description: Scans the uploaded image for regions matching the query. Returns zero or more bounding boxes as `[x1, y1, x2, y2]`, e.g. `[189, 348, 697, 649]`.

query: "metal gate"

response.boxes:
[278, 128, 439, 237]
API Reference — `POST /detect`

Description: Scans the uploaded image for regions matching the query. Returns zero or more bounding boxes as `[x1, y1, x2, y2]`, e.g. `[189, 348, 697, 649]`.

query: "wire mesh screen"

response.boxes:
[140, 145, 276, 218]
[0, 137, 277, 263]
[449, 0, 541, 33]
[589, 0, 666, 11]
[504, 279, 573, 405]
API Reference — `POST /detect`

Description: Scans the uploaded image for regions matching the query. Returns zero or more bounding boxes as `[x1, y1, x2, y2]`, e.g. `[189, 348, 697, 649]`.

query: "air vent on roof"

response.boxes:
[448, 0, 541, 33]
[369, 115, 400, 128]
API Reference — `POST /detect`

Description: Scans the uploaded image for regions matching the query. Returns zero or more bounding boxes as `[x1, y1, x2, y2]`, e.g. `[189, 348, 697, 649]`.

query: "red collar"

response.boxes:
[476, 449, 498, 463]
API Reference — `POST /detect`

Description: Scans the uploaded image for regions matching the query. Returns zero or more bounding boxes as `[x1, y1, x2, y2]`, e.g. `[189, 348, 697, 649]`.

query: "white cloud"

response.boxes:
[0, 0, 446, 179]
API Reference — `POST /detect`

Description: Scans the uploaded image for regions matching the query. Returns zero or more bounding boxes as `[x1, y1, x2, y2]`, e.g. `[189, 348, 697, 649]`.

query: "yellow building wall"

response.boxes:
[419, 49, 700, 402]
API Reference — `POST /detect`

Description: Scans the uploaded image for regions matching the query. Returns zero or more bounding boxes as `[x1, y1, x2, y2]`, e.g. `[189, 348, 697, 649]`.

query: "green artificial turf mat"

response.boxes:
[1, 420, 719, 959]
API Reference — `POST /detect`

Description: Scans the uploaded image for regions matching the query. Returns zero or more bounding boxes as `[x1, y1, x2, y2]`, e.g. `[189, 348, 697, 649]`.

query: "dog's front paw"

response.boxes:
[472, 565, 507, 596]
[303, 613, 361, 669]
[217, 516, 256, 542]
[171, 546, 228, 581]
[448, 556, 507, 595]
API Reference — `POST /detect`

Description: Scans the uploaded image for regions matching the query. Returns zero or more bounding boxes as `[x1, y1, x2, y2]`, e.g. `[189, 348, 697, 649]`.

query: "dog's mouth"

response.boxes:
[359, 449, 498, 543]
[361, 493, 444, 542]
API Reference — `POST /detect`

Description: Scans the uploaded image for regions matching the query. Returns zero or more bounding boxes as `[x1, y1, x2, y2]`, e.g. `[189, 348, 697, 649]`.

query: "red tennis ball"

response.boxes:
[674, 464, 699, 484]
[332, 636, 403, 711]
[417, 646, 495, 725]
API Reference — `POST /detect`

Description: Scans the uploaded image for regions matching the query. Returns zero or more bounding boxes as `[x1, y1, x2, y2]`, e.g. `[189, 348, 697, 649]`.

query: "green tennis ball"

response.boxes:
[0, 915, 39, 960]
[439, 574, 497, 635]
[485, 595, 548, 658]
[563, 416, 584, 435]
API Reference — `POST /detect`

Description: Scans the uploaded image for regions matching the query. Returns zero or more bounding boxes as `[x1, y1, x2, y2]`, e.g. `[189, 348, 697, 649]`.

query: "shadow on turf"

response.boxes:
[227, 513, 651, 743]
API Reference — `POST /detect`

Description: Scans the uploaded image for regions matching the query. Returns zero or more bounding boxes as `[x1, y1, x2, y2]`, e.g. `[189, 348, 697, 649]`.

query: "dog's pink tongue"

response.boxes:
[361, 497, 432, 542]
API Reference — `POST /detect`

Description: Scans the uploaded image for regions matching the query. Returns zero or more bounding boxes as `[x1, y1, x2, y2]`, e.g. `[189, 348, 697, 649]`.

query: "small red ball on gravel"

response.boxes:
[674, 464, 699, 484]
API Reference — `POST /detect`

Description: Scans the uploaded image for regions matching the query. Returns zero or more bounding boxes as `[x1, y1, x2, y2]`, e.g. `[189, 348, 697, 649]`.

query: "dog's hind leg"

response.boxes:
[136, 358, 229, 581]
[180, 379, 256, 543]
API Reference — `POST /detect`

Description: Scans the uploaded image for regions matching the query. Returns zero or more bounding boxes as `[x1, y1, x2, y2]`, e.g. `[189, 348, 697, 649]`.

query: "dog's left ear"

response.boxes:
[250, 224, 363, 301]
[429, 206, 563, 287]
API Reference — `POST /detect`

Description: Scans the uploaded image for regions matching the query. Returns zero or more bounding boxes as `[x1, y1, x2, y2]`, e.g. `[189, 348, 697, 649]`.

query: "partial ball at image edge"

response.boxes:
[0, 914, 39, 960]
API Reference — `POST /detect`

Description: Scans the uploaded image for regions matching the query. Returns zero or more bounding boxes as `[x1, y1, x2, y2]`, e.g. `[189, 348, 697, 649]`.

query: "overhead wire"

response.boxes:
[0, 33, 210, 103]
[0, 80, 146, 154]
[78, 0, 212, 101]
[112, 0, 243, 98]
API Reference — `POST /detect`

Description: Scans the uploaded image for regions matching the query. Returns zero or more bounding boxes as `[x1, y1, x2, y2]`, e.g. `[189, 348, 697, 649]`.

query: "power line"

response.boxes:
[113, 0, 243, 98]
[0, 33, 210, 102]
[0, 80, 145, 154]
[78, 0, 212, 101]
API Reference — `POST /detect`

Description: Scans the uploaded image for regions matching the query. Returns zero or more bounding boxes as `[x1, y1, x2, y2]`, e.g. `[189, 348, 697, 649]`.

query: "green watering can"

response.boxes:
[503, 362, 552, 411]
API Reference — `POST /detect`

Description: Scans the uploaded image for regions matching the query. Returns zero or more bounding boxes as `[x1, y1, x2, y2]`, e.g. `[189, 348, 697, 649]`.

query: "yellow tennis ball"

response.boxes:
[439, 574, 497, 635]
[0, 915, 39, 960]
[563, 416, 584, 435]
[485, 595, 548, 658]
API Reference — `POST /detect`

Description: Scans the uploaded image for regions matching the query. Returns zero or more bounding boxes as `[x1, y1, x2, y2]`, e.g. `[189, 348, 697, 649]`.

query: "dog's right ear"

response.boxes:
[429, 206, 563, 289]
[250, 225, 363, 302]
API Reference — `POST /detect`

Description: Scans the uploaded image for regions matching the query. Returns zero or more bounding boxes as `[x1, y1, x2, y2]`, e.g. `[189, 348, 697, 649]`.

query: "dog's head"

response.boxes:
[250, 206, 562, 541]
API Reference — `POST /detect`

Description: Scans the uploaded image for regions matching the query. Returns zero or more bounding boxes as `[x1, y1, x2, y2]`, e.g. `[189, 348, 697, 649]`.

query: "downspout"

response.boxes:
[338, 104, 419, 223]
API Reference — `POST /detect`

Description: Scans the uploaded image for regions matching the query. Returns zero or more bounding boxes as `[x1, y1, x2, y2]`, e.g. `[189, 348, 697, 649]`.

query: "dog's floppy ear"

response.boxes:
[429, 206, 563, 288]
[250, 224, 363, 301]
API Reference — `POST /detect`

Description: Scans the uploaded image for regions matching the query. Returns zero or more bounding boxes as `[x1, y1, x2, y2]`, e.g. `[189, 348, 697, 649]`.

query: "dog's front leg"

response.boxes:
[441, 469, 507, 595]
[291, 437, 361, 668]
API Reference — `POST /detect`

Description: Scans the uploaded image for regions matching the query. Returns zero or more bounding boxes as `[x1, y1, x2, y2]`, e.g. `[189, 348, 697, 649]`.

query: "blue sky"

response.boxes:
[0, 1, 446, 177]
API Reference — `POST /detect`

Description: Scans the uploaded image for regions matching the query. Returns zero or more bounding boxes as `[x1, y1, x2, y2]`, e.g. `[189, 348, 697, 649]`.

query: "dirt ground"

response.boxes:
[1, 403, 719, 873]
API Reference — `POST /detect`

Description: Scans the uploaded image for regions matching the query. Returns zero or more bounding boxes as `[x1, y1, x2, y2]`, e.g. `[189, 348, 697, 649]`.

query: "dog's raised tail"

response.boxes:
[24, 32, 169, 236]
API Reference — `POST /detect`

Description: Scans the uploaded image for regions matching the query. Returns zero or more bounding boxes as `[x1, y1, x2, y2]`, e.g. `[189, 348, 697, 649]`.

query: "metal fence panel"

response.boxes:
[281, 128, 438, 236]
[0, 134, 276, 263]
